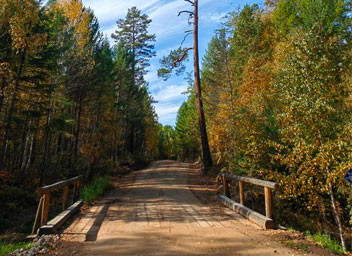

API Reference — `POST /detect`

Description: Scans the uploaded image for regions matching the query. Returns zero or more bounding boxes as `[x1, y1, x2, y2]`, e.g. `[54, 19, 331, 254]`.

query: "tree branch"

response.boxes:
[181, 32, 192, 45]
[173, 47, 193, 67]
[178, 10, 194, 17]
[184, 0, 194, 5]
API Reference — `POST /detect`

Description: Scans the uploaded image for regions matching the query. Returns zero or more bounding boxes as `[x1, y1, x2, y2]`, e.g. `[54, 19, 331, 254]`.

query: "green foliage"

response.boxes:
[158, 125, 177, 159]
[158, 47, 189, 80]
[0, 241, 32, 256]
[81, 177, 113, 202]
[305, 231, 344, 255]
[286, 242, 309, 253]
[273, 0, 350, 36]
[175, 88, 201, 161]
[111, 6, 156, 86]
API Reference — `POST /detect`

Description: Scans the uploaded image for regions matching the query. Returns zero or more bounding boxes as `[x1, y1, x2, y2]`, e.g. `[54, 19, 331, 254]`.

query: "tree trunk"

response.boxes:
[0, 53, 25, 169]
[328, 181, 346, 251]
[20, 118, 32, 175]
[193, 0, 212, 172]
[74, 91, 83, 163]
[39, 100, 52, 186]
[24, 134, 34, 175]
[0, 75, 6, 116]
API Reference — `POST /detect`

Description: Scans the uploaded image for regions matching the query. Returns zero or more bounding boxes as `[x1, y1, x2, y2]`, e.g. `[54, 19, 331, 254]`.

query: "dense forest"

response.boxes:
[0, 0, 161, 234]
[161, 0, 352, 252]
[2, 0, 352, 253]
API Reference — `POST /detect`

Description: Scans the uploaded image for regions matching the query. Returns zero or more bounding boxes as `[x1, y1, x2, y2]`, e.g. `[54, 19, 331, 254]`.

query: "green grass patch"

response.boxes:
[0, 241, 32, 256]
[305, 231, 344, 255]
[81, 176, 113, 202]
[286, 241, 309, 253]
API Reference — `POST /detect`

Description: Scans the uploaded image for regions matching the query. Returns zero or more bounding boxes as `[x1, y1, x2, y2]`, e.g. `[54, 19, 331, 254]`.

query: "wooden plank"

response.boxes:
[41, 193, 50, 226]
[239, 181, 244, 205]
[220, 173, 278, 189]
[218, 194, 275, 229]
[38, 200, 83, 235]
[32, 196, 43, 235]
[62, 185, 69, 211]
[37, 175, 82, 195]
[264, 187, 272, 218]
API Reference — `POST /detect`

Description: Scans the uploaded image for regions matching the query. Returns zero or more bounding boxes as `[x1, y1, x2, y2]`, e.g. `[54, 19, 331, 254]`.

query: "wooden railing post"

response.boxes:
[41, 193, 50, 226]
[73, 180, 81, 201]
[222, 176, 230, 197]
[32, 196, 44, 234]
[239, 181, 244, 205]
[76, 180, 81, 199]
[62, 185, 69, 211]
[264, 187, 272, 218]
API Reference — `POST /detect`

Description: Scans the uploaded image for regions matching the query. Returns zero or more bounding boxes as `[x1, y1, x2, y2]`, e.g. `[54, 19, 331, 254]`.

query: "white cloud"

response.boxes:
[152, 82, 188, 125]
[153, 84, 188, 102]
[83, 0, 160, 26]
[154, 103, 181, 126]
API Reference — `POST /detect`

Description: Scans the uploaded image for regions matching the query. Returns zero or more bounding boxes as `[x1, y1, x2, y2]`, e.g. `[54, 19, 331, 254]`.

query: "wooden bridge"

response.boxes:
[30, 160, 317, 256]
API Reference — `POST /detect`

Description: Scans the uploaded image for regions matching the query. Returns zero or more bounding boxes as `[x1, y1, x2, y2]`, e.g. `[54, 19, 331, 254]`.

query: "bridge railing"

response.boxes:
[31, 175, 83, 236]
[219, 172, 278, 229]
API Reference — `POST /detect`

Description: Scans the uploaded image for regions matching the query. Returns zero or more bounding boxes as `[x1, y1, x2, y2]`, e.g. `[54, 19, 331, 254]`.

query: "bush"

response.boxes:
[81, 177, 113, 202]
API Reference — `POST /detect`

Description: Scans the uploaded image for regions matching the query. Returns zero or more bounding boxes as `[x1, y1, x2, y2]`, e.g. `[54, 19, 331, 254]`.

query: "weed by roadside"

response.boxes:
[81, 177, 113, 202]
[0, 241, 31, 256]
[305, 231, 345, 255]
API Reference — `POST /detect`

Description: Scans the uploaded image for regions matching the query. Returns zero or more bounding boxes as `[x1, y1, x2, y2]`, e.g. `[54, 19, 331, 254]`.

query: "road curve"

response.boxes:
[61, 160, 321, 256]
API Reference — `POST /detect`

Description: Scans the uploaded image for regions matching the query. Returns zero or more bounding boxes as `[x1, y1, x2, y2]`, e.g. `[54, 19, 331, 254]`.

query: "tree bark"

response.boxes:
[193, 0, 212, 171]
[74, 90, 83, 164]
[328, 180, 346, 251]
[0, 53, 25, 169]
[39, 98, 52, 186]
[0, 75, 6, 116]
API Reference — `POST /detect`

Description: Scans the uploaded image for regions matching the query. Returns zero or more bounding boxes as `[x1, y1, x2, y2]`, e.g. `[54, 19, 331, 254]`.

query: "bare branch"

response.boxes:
[173, 47, 193, 67]
[184, 0, 194, 5]
[178, 10, 194, 17]
[181, 32, 192, 45]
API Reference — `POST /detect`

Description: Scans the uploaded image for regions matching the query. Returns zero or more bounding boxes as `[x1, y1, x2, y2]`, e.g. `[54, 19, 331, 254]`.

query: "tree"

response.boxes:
[158, 0, 212, 172]
[111, 6, 156, 87]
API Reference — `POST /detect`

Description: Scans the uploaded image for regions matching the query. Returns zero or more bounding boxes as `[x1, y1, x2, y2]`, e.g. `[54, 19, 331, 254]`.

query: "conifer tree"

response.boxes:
[111, 6, 156, 87]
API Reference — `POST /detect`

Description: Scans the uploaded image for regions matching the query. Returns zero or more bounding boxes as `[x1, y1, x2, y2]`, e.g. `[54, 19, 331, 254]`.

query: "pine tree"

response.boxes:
[158, 0, 213, 171]
[111, 6, 156, 87]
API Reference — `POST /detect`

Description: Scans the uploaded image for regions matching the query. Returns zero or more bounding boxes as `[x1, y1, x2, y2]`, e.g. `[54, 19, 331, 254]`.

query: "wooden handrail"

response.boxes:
[32, 176, 82, 235]
[219, 172, 278, 227]
[219, 173, 278, 189]
[37, 175, 82, 195]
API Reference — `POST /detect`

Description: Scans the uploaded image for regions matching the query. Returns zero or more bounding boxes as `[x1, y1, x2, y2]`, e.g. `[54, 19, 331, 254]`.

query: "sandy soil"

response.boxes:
[54, 160, 335, 256]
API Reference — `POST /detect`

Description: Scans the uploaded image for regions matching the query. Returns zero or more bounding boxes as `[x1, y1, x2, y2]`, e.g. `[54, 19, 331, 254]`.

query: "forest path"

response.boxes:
[58, 160, 324, 256]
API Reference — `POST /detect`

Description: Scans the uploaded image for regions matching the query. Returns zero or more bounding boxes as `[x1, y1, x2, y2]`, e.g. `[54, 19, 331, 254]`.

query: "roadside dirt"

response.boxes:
[51, 160, 336, 256]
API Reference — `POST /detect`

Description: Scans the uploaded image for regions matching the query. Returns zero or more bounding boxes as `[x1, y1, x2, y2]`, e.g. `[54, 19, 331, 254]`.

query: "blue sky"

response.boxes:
[82, 0, 263, 126]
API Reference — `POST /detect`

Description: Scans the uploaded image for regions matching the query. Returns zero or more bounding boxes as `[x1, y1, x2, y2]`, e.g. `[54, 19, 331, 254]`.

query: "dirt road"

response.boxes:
[59, 160, 329, 255]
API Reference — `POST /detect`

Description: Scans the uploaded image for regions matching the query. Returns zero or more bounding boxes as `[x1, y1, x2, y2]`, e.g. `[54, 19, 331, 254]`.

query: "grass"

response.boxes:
[81, 176, 113, 202]
[0, 241, 32, 256]
[287, 241, 310, 253]
[305, 231, 344, 255]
